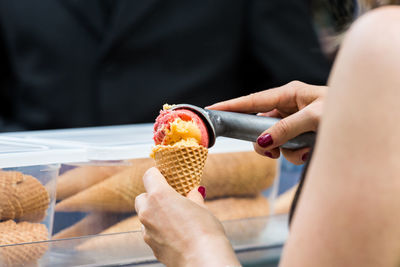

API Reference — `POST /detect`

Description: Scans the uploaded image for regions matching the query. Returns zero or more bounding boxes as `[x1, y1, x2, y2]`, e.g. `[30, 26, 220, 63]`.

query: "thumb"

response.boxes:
[143, 167, 175, 194]
[186, 186, 207, 208]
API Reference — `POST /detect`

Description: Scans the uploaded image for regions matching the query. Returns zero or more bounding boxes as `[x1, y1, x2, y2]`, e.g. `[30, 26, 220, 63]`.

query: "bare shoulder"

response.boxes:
[342, 6, 400, 58]
[330, 6, 400, 95]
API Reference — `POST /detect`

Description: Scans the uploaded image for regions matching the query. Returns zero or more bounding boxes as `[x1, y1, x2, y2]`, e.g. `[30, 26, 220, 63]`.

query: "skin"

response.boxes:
[136, 6, 400, 267]
[207, 81, 326, 165]
[281, 7, 400, 267]
[135, 167, 240, 267]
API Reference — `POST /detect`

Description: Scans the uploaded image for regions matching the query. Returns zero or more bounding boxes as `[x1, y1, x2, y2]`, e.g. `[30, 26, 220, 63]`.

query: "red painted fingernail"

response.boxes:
[264, 151, 273, 158]
[198, 186, 206, 199]
[257, 134, 273, 147]
[302, 152, 309, 162]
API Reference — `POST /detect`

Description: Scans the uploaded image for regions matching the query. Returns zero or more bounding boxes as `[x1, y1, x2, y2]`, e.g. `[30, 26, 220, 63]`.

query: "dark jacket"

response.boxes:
[0, 0, 330, 131]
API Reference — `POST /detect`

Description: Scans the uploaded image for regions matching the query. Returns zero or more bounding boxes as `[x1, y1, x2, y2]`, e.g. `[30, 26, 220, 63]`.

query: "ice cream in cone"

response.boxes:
[152, 145, 208, 195]
[151, 105, 209, 195]
[0, 171, 49, 222]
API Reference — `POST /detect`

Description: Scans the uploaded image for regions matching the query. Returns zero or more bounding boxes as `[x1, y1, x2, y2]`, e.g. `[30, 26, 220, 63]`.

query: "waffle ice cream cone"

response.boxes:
[53, 213, 128, 239]
[56, 165, 128, 200]
[201, 152, 277, 199]
[206, 195, 270, 221]
[153, 145, 208, 196]
[76, 216, 142, 251]
[206, 195, 270, 243]
[55, 159, 154, 213]
[0, 220, 48, 267]
[274, 184, 298, 214]
[100, 216, 141, 234]
[55, 152, 274, 213]
[0, 171, 49, 222]
[0, 195, 15, 222]
[78, 195, 269, 252]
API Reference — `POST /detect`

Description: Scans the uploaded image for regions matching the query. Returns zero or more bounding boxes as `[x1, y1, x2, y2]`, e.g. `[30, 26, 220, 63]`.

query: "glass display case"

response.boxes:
[0, 124, 287, 266]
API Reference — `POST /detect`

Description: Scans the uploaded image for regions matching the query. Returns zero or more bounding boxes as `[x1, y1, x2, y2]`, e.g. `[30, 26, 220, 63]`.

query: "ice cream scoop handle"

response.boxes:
[206, 110, 315, 150]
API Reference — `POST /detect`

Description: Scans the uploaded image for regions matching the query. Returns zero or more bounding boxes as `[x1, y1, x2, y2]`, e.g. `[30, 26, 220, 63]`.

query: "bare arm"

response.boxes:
[281, 7, 400, 267]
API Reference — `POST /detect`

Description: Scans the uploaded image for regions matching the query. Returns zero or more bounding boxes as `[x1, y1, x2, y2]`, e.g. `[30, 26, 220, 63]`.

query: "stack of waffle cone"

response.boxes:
[77, 195, 269, 252]
[75, 216, 143, 254]
[201, 151, 276, 199]
[90, 215, 141, 236]
[206, 195, 270, 243]
[153, 145, 208, 195]
[55, 152, 276, 212]
[53, 213, 129, 239]
[55, 159, 154, 213]
[0, 220, 48, 267]
[56, 165, 128, 200]
[274, 184, 298, 214]
[0, 171, 49, 222]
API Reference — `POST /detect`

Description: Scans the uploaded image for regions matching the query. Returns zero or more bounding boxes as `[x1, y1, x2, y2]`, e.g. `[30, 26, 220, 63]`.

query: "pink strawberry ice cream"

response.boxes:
[153, 105, 209, 148]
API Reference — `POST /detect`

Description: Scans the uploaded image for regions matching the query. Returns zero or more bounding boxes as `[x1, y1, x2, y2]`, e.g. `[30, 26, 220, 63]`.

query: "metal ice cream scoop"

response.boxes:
[171, 104, 315, 149]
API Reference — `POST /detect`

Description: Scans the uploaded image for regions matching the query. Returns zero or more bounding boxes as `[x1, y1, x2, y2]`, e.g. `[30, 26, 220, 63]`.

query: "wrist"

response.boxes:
[184, 233, 241, 267]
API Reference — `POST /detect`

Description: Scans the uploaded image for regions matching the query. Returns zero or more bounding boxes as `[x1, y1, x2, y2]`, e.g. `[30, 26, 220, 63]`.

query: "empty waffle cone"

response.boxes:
[206, 195, 270, 244]
[56, 165, 128, 200]
[274, 184, 298, 215]
[0, 171, 50, 222]
[55, 159, 154, 213]
[153, 145, 208, 196]
[55, 152, 275, 213]
[201, 151, 277, 199]
[77, 195, 269, 252]
[76, 216, 142, 251]
[0, 195, 15, 222]
[53, 213, 129, 239]
[0, 220, 49, 267]
[206, 195, 270, 221]
[99, 216, 142, 235]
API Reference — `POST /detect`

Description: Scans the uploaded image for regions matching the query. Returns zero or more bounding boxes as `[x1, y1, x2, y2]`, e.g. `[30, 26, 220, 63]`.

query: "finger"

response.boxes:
[207, 81, 325, 114]
[143, 167, 175, 194]
[255, 105, 319, 151]
[186, 186, 207, 208]
[206, 81, 322, 113]
[135, 193, 148, 214]
[205, 87, 285, 114]
[257, 109, 282, 118]
[281, 147, 311, 165]
[253, 143, 281, 159]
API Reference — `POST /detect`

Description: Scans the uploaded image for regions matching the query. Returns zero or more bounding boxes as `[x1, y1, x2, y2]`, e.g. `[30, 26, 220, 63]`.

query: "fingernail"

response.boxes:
[198, 186, 206, 199]
[302, 152, 309, 162]
[264, 151, 273, 158]
[257, 133, 273, 147]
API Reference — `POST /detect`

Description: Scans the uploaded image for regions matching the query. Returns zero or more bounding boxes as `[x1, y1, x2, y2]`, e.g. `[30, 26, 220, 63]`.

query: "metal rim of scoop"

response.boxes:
[170, 104, 216, 148]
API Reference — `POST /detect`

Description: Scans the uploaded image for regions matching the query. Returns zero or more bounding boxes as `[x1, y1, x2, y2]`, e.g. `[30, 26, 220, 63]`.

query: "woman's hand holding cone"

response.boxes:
[135, 167, 240, 267]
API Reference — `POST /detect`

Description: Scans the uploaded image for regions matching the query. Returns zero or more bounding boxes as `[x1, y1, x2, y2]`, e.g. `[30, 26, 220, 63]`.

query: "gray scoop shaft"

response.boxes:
[171, 104, 315, 149]
[206, 109, 315, 150]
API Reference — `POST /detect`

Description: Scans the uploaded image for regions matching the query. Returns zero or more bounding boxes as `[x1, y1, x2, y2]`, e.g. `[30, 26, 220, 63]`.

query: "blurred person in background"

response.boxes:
[0, 0, 330, 132]
[135, 0, 400, 266]
[0, 0, 332, 233]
